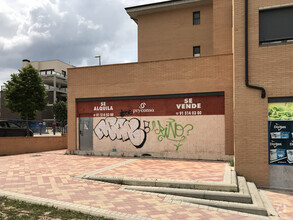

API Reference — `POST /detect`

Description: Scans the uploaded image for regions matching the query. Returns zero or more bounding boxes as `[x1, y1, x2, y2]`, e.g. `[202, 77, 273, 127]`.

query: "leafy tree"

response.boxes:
[4, 64, 47, 135]
[53, 101, 67, 132]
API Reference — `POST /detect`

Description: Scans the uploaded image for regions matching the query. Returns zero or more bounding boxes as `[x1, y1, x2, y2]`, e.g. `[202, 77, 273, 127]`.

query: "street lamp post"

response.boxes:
[95, 55, 101, 65]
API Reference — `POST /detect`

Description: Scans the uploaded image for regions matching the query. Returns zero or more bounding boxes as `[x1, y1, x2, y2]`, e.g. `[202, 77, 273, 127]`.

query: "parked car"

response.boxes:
[0, 120, 33, 137]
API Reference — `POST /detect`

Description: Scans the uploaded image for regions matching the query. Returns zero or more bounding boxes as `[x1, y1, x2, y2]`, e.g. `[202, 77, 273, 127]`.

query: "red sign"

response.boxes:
[76, 95, 224, 117]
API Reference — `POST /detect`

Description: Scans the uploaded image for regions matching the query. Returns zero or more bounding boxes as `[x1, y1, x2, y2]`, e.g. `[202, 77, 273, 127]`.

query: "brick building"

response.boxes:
[67, 0, 293, 189]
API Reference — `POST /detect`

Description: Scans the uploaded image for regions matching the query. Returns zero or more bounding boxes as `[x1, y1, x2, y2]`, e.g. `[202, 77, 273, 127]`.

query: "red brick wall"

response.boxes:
[233, 0, 293, 186]
[137, 4, 214, 61]
[68, 55, 234, 156]
[0, 135, 67, 155]
[137, 0, 233, 62]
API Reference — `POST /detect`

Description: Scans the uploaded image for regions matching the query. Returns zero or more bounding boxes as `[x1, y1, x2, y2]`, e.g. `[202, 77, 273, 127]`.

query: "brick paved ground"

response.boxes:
[97, 159, 226, 182]
[0, 150, 282, 219]
[263, 189, 293, 220]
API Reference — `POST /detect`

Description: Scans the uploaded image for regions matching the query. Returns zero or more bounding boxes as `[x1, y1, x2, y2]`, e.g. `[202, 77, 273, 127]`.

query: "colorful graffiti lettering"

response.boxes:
[152, 118, 194, 151]
[94, 117, 148, 148]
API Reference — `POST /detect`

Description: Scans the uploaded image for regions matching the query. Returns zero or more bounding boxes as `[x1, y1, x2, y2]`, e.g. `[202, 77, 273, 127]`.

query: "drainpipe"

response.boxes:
[245, 0, 266, 98]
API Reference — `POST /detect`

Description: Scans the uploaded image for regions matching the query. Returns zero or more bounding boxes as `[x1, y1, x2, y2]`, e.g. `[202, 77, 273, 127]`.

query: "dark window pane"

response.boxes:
[193, 11, 200, 25]
[0, 122, 7, 128]
[193, 46, 200, 57]
[8, 122, 19, 128]
[259, 6, 293, 44]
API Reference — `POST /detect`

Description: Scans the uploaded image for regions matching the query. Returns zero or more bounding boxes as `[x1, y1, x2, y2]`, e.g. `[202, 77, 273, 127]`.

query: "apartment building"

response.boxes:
[67, 0, 293, 189]
[1, 59, 74, 122]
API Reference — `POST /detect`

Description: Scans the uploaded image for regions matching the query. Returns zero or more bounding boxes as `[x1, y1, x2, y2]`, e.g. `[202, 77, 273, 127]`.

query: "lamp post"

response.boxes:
[95, 55, 101, 65]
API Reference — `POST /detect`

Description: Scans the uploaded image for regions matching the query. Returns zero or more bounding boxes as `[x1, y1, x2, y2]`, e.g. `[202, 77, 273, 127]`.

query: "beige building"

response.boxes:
[67, 0, 293, 189]
[1, 59, 74, 123]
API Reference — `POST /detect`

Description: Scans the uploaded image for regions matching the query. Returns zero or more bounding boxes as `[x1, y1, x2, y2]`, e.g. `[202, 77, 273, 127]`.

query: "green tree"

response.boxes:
[53, 101, 67, 132]
[4, 64, 47, 135]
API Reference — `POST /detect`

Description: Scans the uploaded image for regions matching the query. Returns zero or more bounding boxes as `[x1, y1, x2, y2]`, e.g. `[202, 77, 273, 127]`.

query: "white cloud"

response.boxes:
[0, 0, 165, 86]
[0, 68, 20, 87]
[118, 0, 164, 7]
[77, 15, 101, 31]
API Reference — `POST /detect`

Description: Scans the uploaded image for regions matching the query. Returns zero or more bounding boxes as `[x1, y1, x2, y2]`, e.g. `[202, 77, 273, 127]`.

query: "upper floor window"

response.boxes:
[193, 11, 200, 25]
[259, 6, 293, 45]
[62, 70, 66, 77]
[193, 46, 200, 57]
[40, 69, 54, 75]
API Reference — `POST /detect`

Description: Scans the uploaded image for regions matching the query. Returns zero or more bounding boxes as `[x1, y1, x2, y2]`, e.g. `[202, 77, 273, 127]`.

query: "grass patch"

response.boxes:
[229, 158, 234, 167]
[0, 196, 112, 219]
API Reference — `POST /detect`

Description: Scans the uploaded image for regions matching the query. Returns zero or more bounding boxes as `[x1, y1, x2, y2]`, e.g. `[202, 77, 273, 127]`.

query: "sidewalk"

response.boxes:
[0, 150, 291, 219]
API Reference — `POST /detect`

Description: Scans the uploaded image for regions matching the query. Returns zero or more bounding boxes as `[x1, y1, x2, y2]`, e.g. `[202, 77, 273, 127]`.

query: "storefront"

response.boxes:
[76, 92, 226, 160]
[66, 0, 293, 189]
[268, 97, 293, 189]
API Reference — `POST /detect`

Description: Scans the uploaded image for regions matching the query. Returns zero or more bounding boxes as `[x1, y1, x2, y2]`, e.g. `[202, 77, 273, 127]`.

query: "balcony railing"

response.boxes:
[44, 85, 67, 92]
[59, 87, 67, 92]
[40, 70, 67, 78]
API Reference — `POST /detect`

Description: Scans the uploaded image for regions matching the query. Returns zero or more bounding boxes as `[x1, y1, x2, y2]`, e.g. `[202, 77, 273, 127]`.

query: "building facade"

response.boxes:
[67, 0, 293, 189]
[1, 59, 74, 123]
[233, 0, 293, 189]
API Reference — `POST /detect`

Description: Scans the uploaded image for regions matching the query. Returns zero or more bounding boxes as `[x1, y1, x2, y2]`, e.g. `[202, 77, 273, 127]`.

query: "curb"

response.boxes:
[0, 189, 153, 220]
[164, 194, 268, 216]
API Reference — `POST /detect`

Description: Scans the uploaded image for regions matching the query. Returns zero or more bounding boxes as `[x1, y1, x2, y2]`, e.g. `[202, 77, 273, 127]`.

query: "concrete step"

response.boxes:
[119, 176, 279, 217]
[164, 194, 268, 216]
[247, 182, 265, 210]
[82, 168, 279, 217]
[238, 176, 250, 196]
[165, 180, 269, 216]
[122, 176, 251, 203]
[165, 181, 279, 216]
[123, 185, 252, 203]
[121, 178, 267, 216]
[83, 175, 238, 192]
[259, 190, 279, 217]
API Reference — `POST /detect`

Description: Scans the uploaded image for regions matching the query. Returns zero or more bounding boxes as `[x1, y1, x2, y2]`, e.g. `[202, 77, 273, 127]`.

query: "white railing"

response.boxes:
[40, 70, 66, 78]
[44, 85, 67, 92]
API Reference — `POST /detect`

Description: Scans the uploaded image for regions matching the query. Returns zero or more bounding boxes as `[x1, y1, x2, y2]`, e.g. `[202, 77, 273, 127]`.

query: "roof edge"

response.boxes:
[125, 0, 212, 21]
[29, 59, 75, 67]
[125, 0, 179, 11]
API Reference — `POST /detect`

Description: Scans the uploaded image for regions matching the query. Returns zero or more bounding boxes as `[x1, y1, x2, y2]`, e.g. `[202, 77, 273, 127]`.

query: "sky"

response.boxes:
[0, 0, 164, 86]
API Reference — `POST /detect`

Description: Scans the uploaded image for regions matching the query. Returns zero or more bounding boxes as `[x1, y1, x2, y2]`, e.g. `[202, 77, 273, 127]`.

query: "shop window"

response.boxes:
[259, 6, 293, 45]
[268, 97, 293, 165]
[193, 46, 200, 57]
[193, 11, 200, 25]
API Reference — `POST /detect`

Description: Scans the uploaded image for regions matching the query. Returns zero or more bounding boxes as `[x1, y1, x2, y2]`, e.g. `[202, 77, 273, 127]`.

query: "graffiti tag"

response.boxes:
[152, 118, 194, 151]
[94, 117, 147, 148]
[120, 109, 133, 117]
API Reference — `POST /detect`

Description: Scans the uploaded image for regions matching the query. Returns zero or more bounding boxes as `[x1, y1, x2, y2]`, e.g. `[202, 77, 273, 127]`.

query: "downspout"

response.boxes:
[245, 0, 266, 98]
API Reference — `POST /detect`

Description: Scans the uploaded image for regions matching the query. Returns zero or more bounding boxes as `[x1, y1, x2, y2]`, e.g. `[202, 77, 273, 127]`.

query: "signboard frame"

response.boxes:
[268, 98, 293, 166]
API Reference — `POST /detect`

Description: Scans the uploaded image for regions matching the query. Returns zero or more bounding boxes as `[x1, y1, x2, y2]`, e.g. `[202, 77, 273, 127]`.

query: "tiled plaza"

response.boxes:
[0, 150, 291, 219]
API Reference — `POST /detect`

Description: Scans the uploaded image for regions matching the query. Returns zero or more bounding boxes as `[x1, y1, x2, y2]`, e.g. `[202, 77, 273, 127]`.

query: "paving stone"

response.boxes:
[0, 150, 279, 220]
[95, 158, 226, 182]
[263, 189, 293, 220]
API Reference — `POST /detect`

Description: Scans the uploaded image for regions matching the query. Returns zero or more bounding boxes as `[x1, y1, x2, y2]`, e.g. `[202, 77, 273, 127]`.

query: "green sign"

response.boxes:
[269, 102, 293, 121]
[268, 102, 293, 165]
